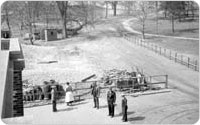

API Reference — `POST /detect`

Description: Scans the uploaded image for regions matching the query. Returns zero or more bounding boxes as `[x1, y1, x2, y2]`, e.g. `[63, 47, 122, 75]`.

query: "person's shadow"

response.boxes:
[72, 101, 88, 106]
[115, 111, 135, 117]
[99, 105, 107, 109]
[99, 104, 117, 109]
[56, 107, 77, 112]
[128, 116, 145, 122]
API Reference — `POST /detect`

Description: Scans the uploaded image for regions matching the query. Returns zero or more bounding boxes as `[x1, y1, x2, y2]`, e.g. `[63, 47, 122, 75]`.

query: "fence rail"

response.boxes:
[122, 33, 199, 71]
[23, 74, 168, 108]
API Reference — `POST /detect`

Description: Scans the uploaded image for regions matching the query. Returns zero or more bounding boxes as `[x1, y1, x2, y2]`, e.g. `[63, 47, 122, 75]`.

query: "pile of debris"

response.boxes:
[101, 68, 148, 91]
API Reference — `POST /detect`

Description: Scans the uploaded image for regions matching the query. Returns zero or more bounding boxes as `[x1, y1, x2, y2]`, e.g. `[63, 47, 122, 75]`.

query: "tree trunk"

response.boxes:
[113, 1, 117, 16]
[27, 2, 34, 45]
[142, 23, 145, 39]
[62, 17, 67, 38]
[56, 1, 68, 39]
[5, 9, 11, 33]
[113, 5, 117, 16]
[4, 3, 11, 36]
[171, 15, 175, 33]
[155, 1, 158, 34]
[29, 22, 34, 45]
[105, 2, 108, 18]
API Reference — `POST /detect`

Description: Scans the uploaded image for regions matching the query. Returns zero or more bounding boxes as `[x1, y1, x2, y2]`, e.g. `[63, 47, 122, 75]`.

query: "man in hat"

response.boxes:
[91, 81, 97, 108]
[107, 87, 116, 117]
[121, 94, 128, 122]
[94, 83, 101, 109]
[51, 85, 57, 112]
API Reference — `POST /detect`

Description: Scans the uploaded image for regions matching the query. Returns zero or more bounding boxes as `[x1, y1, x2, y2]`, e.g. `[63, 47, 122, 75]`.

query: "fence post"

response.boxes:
[181, 55, 183, 64]
[159, 47, 161, 55]
[149, 76, 152, 90]
[135, 37, 136, 44]
[175, 53, 177, 62]
[170, 50, 171, 60]
[165, 75, 168, 89]
[188, 57, 190, 68]
[195, 60, 198, 71]
[155, 46, 157, 53]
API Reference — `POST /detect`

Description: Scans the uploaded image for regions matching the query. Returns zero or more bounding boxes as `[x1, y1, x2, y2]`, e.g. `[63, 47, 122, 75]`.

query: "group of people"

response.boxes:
[51, 82, 74, 112]
[50, 81, 128, 122]
[91, 82, 128, 122]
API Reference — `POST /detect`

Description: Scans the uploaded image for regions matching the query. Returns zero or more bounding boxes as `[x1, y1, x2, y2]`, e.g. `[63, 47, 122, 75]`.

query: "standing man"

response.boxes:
[91, 81, 97, 108]
[51, 85, 57, 112]
[95, 83, 101, 109]
[121, 94, 128, 122]
[107, 87, 116, 117]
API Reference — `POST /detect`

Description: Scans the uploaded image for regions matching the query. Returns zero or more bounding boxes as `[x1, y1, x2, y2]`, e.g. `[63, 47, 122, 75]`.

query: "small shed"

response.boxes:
[1, 30, 11, 38]
[40, 29, 59, 42]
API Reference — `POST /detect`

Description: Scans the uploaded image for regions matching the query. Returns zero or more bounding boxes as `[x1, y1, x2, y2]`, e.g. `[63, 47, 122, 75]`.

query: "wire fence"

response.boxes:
[122, 33, 199, 72]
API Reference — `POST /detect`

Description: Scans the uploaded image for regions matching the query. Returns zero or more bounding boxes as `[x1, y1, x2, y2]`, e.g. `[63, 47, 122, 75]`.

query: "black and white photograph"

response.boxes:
[0, 0, 199, 124]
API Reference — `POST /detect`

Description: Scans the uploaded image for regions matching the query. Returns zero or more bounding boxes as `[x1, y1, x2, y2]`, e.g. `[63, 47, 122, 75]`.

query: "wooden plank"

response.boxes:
[81, 74, 96, 82]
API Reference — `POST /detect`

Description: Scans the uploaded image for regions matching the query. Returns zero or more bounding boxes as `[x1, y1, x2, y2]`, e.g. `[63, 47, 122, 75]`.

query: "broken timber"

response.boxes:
[81, 74, 96, 82]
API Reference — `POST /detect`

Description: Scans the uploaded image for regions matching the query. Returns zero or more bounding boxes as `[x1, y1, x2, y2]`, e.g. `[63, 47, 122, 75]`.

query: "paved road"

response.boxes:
[3, 98, 130, 124]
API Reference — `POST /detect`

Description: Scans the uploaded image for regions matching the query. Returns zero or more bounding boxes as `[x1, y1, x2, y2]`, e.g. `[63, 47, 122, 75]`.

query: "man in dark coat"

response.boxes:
[107, 87, 116, 117]
[51, 85, 57, 112]
[91, 82, 100, 109]
[121, 94, 128, 122]
[94, 84, 101, 109]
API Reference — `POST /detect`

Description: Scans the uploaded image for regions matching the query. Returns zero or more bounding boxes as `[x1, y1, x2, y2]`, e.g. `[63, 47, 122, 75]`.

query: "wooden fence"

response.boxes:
[122, 33, 199, 72]
[23, 74, 168, 107]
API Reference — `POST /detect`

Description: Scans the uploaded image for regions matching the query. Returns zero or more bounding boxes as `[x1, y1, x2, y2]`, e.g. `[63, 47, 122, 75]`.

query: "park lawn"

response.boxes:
[145, 35, 199, 58]
[130, 16, 199, 38]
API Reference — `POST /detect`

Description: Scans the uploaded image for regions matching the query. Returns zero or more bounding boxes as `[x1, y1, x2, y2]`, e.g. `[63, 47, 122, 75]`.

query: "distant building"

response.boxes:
[40, 28, 62, 42]
[1, 30, 11, 39]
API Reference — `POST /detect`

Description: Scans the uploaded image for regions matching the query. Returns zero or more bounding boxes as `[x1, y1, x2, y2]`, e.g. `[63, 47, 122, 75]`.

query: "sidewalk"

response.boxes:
[3, 98, 130, 124]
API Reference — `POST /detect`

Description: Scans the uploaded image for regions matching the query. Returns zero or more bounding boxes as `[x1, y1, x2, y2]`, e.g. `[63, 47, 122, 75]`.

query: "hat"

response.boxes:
[121, 94, 125, 97]
[51, 85, 56, 88]
[50, 79, 55, 83]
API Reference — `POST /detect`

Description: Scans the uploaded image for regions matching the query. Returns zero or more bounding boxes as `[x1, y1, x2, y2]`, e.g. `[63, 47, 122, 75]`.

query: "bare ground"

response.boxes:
[21, 17, 199, 124]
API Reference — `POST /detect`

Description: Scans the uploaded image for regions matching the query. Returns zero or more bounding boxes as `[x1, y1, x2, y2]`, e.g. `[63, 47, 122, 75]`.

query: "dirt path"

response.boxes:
[122, 18, 199, 41]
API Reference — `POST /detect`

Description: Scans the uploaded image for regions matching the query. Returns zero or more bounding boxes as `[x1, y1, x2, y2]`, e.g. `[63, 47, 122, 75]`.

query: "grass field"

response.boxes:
[130, 16, 199, 38]
[126, 14, 199, 59]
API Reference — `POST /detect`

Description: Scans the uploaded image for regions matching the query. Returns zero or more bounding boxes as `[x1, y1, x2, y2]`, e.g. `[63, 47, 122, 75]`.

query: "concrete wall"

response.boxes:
[0, 38, 25, 118]
[3, 60, 14, 118]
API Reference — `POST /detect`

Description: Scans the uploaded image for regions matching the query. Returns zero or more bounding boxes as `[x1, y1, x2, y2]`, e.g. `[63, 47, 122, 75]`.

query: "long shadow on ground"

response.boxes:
[57, 107, 78, 112]
[72, 101, 88, 106]
[128, 116, 145, 122]
[115, 111, 135, 118]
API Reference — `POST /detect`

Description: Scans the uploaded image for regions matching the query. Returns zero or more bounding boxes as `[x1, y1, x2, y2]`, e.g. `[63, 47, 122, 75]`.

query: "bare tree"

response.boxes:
[105, 1, 108, 18]
[56, 1, 68, 38]
[112, 1, 118, 16]
[135, 1, 154, 39]
[155, 1, 159, 34]
[1, 2, 12, 34]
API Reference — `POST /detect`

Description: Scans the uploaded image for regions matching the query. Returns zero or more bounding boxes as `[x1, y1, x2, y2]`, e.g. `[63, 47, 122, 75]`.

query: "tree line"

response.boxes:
[1, 1, 198, 43]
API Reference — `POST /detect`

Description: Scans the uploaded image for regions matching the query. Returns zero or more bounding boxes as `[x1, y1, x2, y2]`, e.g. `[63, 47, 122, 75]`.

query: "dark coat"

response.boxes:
[107, 90, 116, 104]
[92, 86, 100, 97]
[122, 97, 128, 114]
[51, 89, 57, 102]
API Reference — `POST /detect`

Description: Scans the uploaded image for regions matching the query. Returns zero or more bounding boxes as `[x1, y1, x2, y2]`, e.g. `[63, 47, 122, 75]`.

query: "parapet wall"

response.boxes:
[0, 38, 25, 118]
